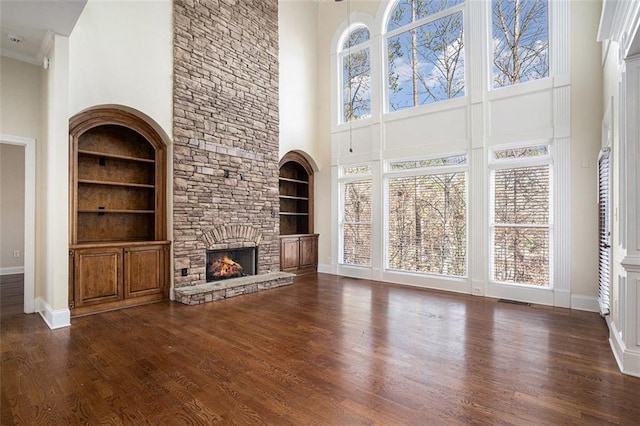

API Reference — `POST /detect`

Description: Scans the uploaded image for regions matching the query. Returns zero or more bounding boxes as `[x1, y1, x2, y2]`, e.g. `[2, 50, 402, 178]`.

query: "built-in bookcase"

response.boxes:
[69, 108, 169, 317]
[279, 152, 318, 274]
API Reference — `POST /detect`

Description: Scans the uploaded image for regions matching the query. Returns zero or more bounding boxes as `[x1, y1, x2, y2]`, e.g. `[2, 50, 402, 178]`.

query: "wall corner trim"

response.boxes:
[36, 297, 71, 329]
[609, 321, 640, 377]
[570, 294, 600, 312]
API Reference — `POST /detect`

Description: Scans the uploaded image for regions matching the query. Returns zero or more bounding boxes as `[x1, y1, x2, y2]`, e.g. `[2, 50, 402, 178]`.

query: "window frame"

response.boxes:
[339, 164, 373, 267]
[382, 0, 467, 114]
[338, 24, 373, 124]
[383, 153, 469, 278]
[488, 141, 554, 288]
[489, 0, 551, 91]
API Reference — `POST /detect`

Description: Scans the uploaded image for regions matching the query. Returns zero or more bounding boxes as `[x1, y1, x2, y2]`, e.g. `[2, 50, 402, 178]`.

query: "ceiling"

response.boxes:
[0, 0, 87, 65]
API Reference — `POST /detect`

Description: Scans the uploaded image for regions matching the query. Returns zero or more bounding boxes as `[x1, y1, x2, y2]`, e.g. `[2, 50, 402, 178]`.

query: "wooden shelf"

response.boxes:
[279, 177, 308, 185]
[78, 209, 154, 214]
[78, 149, 155, 163]
[279, 195, 309, 201]
[78, 179, 155, 189]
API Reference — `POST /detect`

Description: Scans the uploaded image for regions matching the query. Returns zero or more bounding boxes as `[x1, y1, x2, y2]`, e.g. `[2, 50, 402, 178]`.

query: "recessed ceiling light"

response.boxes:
[7, 34, 23, 44]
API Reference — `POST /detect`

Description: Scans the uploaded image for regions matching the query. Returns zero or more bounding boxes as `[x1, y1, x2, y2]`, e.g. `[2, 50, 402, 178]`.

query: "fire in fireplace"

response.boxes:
[206, 247, 257, 282]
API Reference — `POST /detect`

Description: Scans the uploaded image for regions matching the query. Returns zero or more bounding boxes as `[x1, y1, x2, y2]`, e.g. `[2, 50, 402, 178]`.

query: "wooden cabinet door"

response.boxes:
[280, 237, 300, 272]
[73, 247, 123, 307]
[124, 244, 166, 298]
[299, 235, 318, 269]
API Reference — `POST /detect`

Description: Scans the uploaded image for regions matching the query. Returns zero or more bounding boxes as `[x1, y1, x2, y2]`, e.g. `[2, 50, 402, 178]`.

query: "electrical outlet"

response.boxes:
[13, 250, 20, 258]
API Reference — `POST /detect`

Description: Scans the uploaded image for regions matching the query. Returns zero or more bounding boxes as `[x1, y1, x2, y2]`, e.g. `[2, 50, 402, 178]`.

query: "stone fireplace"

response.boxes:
[172, 0, 284, 302]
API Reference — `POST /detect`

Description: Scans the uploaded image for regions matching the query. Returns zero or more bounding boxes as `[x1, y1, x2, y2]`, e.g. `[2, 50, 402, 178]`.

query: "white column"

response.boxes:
[40, 34, 71, 329]
[611, 56, 640, 376]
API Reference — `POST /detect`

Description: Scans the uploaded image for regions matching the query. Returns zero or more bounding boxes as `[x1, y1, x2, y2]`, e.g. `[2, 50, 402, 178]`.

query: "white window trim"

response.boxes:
[487, 0, 551, 91]
[382, 1, 467, 114]
[383, 153, 469, 278]
[338, 24, 373, 125]
[488, 143, 554, 288]
[338, 164, 373, 266]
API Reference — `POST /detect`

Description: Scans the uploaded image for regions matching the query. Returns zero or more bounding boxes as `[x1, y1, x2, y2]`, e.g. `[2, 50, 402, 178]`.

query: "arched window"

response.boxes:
[491, 0, 549, 88]
[385, 0, 465, 112]
[339, 25, 371, 123]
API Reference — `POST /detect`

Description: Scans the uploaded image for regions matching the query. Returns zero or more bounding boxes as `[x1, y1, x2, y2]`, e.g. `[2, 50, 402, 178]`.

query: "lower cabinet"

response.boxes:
[279, 234, 318, 274]
[69, 241, 170, 316]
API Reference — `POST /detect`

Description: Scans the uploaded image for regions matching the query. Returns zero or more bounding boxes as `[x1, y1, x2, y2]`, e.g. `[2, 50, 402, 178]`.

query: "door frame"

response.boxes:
[1, 134, 36, 314]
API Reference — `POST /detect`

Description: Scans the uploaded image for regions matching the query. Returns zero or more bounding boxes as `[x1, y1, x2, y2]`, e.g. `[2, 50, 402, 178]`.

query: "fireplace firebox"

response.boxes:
[206, 247, 257, 282]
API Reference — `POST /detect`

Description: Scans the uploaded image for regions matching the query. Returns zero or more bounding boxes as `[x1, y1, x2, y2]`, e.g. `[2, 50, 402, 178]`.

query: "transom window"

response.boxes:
[491, 0, 549, 88]
[385, 0, 466, 112]
[339, 26, 372, 123]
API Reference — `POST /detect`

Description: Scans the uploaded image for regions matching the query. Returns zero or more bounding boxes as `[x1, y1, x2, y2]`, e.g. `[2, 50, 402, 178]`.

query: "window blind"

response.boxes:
[491, 165, 550, 286]
[598, 149, 611, 315]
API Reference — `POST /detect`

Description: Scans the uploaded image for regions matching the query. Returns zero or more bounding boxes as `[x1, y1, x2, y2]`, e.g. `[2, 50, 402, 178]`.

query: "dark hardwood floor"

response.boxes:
[2, 273, 639, 425]
[0, 274, 24, 319]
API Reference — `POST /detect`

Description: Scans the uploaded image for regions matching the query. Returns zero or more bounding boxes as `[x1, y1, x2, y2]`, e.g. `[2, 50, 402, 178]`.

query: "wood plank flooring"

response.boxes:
[2, 273, 640, 424]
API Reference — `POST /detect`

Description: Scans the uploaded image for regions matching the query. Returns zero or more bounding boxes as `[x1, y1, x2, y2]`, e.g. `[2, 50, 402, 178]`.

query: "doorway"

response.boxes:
[0, 135, 36, 314]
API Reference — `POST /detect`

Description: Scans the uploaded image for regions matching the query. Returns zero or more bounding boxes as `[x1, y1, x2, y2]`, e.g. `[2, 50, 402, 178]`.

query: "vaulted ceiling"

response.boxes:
[0, 0, 87, 65]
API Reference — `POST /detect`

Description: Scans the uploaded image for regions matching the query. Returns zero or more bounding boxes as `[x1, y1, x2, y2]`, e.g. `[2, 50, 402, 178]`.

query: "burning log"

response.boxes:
[210, 255, 244, 279]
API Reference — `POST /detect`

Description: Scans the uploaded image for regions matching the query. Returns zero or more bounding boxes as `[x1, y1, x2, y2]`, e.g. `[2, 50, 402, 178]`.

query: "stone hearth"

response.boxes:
[174, 272, 293, 306]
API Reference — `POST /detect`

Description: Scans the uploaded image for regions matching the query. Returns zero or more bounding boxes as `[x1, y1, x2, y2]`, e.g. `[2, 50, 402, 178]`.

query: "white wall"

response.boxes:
[570, 0, 604, 301]
[0, 144, 25, 271]
[0, 57, 42, 139]
[308, 0, 603, 308]
[68, 0, 173, 138]
[279, 0, 319, 162]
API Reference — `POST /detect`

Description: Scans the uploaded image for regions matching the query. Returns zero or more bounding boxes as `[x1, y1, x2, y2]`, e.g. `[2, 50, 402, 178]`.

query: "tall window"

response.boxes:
[386, 154, 467, 277]
[340, 165, 372, 266]
[492, 0, 549, 88]
[386, 0, 465, 112]
[490, 144, 552, 286]
[340, 26, 371, 122]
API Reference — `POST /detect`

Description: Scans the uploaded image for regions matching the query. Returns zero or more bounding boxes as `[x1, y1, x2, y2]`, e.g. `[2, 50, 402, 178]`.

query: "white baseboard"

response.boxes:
[317, 263, 336, 274]
[609, 321, 640, 378]
[36, 297, 71, 329]
[570, 295, 599, 312]
[0, 266, 24, 275]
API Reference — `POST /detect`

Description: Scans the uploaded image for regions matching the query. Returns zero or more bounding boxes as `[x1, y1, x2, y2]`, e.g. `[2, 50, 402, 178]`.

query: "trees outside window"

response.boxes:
[386, 155, 467, 276]
[492, 0, 549, 88]
[340, 26, 371, 122]
[340, 166, 372, 266]
[490, 144, 551, 286]
[386, 0, 465, 112]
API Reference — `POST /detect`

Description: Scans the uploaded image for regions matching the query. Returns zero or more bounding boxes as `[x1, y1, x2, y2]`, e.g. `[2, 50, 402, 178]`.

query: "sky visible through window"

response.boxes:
[492, 0, 548, 88]
[387, 0, 465, 111]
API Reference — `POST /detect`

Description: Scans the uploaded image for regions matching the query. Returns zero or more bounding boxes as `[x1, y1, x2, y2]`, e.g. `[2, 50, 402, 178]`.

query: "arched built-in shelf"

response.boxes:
[68, 107, 170, 317]
[279, 151, 318, 274]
